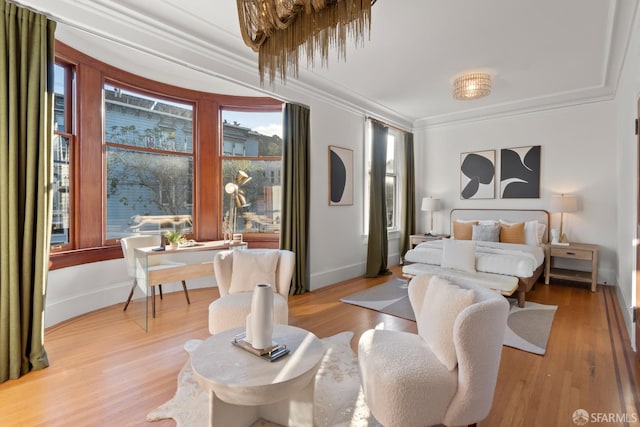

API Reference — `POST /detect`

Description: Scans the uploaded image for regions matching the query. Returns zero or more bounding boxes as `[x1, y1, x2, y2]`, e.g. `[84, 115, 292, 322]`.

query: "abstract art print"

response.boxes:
[460, 150, 495, 199]
[329, 145, 353, 206]
[500, 145, 541, 198]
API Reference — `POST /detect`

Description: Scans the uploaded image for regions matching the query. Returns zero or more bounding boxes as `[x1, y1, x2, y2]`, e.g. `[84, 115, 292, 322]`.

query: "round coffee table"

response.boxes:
[191, 324, 325, 427]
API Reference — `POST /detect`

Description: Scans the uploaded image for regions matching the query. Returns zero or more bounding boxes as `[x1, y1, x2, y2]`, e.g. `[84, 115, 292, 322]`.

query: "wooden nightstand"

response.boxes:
[410, 234, 449, 248]
[544, 242, 599, 292]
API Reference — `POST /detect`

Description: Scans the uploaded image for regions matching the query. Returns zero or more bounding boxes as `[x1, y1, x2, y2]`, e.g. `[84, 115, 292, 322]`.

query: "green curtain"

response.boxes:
[400, 132, 416, 260]
[280, 103, 310, 294]
[0, 1, 55, 383]
[365, 120, 390, 277]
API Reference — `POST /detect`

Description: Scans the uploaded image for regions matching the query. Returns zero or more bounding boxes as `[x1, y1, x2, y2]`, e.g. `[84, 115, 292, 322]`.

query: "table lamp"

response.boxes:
[421, 197, 441, 236]
[550, 194, 578, 244]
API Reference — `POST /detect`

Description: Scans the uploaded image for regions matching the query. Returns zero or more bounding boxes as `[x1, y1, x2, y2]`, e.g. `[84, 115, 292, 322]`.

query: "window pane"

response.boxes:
[104, 84, 193, 154]
[105, 147, 193, 239]
[222, 160, 281, 234]
[386, 134, 395, 173]
[222, 110, 282, 157]
[51, 135, 71, 245]
[53, 64, 67, 133]
[385, 176, 396, 228]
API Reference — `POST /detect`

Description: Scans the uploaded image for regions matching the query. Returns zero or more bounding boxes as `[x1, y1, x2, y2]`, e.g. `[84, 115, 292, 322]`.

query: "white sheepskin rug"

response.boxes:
[146, 332, 382, 427]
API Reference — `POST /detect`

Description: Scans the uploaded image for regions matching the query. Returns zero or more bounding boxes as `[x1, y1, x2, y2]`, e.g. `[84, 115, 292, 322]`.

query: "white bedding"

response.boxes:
[404, 239, 544, 278]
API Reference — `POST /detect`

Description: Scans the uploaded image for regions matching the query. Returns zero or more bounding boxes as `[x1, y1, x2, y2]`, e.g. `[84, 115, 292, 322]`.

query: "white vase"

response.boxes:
[250, 284, 273, 350]
[245, 313, 253, 344]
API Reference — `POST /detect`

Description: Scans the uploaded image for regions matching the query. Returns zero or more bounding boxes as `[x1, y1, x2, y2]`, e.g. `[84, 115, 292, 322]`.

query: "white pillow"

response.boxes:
[421, 276, 475, 370]
[441, 239, 476, 272]
[228, 251, 279, 294]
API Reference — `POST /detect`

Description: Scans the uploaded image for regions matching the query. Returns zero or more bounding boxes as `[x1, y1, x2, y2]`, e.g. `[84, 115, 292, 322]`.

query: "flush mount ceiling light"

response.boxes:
[237, 0, 376, 85]
[453, 72, 492, 100]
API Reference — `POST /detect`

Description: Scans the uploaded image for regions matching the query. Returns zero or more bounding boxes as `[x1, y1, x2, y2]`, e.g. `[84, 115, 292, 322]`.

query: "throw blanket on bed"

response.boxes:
[404, 239, 544, 278]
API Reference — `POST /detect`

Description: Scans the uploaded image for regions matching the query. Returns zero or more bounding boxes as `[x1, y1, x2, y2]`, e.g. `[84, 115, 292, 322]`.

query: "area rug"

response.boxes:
[146, 332, 382, 427]
[340, 278, 557, 355]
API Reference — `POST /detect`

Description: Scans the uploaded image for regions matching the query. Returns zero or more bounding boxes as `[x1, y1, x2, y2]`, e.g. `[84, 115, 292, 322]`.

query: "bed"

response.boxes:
[402, 209, 549, 307]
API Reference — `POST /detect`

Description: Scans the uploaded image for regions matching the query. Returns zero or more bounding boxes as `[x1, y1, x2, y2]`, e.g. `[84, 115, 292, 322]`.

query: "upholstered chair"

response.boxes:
[358, 274, 509, 427]
[208, 249, 295, 335]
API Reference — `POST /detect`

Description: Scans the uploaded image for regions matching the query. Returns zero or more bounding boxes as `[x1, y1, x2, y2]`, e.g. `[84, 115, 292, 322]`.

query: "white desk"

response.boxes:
[191, 325, 325, 427]
[132, 240, 245, 329]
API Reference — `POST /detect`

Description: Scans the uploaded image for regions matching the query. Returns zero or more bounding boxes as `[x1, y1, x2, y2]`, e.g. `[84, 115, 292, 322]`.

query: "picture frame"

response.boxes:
[460, 150, 495, 199]
[500, 145, 541, 199]
[328, 145, 353, 206]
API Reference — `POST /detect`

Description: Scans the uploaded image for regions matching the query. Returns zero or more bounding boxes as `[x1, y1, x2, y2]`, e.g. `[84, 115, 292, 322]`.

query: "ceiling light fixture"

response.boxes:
[237, 0, 376, 85]
[453, 72, 492, 100]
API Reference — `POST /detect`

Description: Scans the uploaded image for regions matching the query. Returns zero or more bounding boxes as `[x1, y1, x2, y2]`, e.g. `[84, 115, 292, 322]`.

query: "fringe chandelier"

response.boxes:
[237, 0, 376, 85]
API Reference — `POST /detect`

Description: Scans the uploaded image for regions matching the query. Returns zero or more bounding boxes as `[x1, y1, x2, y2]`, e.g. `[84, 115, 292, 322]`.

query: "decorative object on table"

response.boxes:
[550, 193, 578, 244]
[224, 170, 252, 233]
[165, 230, 186, 250]
[452, 72, 492, 100]
[232, 330, 289, 362]
[222, 217, 232, 242]
[236, 0, 376, 85]
[249, 283, 274, 350]
[460, 150, 495, 199]
[550, 228, 560, 244]
[500, 145, 541, 198]
[328, 145, 353, 206]
[421, 197, 441, 235]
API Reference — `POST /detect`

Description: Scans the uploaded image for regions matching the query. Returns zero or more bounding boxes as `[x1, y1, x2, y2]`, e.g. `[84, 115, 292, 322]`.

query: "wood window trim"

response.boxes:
[50, 42, 282, 270]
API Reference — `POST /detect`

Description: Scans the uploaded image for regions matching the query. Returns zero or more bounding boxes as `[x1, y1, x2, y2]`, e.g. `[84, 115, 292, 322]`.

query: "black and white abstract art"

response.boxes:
[329, 145, 353, 206]
[460, 150, 495, 199]
[500, 145, 541, 199]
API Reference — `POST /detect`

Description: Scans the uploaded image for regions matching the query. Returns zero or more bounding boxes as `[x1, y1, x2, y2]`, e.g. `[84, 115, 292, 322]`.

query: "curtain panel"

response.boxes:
[280, 103, 310, 294]
[365, 120, 390, 277]
[0, 0, 56, 382]
[400, 132, 416, 260]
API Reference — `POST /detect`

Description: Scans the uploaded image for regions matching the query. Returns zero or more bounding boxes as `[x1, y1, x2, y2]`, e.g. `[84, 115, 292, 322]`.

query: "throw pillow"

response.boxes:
[420, 276, 475, 370]
[441, 239, 476, 272]
[452, 220, 477, 240]
[499, 221, 525, 244]
[228, 250, 279, 294]
[471, 223, 501, 242]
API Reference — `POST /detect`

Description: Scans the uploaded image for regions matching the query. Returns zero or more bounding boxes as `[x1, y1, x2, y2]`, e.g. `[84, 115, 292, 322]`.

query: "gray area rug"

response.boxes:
[340, 278, 557, 355]
[147, 332, 382, 427]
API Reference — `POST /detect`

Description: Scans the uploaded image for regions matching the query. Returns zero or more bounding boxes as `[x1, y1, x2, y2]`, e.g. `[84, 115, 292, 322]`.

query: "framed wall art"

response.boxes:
[460, 150, 495, 199]
[500, 145, 541, 199]
[328, 145, 353, 206]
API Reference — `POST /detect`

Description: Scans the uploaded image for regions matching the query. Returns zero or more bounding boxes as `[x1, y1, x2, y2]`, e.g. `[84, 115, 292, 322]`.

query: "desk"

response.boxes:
[133, 240, 245, 330]
[191, 325, 325, 427]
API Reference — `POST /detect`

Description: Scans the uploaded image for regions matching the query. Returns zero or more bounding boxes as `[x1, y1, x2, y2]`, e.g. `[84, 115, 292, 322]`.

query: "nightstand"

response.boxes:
[410, 234, 449, 248]
[544, 242, 599, 292]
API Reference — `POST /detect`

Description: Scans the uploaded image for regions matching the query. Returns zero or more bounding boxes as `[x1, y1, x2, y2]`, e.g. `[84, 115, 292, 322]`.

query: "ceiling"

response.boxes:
[13, 0, 639, 128]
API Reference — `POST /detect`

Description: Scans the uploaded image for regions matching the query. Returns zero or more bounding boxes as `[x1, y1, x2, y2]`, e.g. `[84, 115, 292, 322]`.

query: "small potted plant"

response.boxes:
[165, 230, 186, 250]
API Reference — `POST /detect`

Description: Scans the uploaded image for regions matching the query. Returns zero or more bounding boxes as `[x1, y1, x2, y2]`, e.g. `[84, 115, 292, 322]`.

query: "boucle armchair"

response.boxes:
[208, 249, 294, 335]
[358, 274, 509, 427]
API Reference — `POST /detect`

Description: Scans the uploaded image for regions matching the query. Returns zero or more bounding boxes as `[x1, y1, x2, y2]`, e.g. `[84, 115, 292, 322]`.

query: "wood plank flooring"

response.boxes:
[1, 266, 638, 427]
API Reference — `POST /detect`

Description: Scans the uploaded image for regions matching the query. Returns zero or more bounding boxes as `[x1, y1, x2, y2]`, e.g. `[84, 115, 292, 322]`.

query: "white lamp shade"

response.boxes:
[421, 197, 441, 212]
[550, 194, 578, 213]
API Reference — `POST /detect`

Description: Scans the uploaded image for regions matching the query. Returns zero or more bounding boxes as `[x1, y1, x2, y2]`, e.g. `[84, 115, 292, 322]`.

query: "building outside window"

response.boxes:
[103, 83, 194, 240]
[221, 109, 283, 235]
[51, 62, 74, 249]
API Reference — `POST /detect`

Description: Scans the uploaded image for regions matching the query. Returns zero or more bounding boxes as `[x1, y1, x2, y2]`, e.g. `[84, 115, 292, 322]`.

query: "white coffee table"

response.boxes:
[191, 324, 325, 427]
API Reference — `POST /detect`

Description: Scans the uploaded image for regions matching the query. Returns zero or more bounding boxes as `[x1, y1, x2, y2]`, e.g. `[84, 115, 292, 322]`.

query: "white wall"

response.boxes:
[414, 102, 618, 286]
[613, 6, 640, 349]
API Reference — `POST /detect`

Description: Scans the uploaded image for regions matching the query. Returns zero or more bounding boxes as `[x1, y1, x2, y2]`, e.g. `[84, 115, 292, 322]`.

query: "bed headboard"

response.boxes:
[450, 209, 550, 243]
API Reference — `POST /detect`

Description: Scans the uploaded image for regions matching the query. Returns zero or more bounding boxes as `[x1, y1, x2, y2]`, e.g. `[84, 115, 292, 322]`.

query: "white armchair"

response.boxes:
[208, 249, 295, 335]
[358, 274, 509, 427]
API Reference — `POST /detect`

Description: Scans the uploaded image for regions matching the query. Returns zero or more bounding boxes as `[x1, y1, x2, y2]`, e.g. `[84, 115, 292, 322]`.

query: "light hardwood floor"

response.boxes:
[1, 265, 639, 427]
